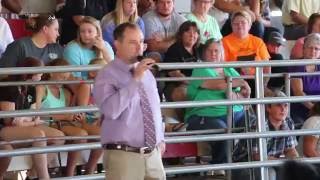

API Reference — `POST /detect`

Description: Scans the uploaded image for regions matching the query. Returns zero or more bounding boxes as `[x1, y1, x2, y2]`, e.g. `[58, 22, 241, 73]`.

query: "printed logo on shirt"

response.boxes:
[27, 95, 33, 104]
[48, 53, 58, 60]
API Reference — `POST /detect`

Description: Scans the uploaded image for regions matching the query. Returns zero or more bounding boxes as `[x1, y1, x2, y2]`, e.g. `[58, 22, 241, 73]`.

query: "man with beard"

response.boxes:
[142, 0, 186, 54]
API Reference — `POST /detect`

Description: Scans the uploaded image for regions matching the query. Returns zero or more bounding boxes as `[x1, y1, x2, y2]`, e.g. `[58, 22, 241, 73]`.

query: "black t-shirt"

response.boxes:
[0, 85, 36, 110]
[60, 0, 116, 45]
[164, 42, 199, 77]
[268, 53, 287, 88]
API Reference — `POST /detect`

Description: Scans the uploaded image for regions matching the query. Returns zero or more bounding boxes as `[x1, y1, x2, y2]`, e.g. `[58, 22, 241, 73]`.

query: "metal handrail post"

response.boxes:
[255, 67, 268, 180]
[284, 73, 291, 115]
[226, 76, 233, 180]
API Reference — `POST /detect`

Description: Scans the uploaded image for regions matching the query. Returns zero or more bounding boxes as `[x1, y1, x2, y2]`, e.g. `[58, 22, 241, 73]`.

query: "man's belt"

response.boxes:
[102, 144, 153, 154]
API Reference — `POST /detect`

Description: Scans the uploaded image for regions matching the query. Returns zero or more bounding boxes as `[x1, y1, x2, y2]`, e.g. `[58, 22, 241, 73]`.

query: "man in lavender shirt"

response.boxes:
[93, 23, 166, 180]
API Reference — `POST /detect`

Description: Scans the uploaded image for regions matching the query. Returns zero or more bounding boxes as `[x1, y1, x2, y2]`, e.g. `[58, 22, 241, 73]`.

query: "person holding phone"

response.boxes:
[63, 16, 114, 80]
[36, 58, 96, 177]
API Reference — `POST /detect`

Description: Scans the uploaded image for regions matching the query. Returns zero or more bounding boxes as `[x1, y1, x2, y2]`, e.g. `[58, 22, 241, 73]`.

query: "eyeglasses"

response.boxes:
[232, 21, 248, 26]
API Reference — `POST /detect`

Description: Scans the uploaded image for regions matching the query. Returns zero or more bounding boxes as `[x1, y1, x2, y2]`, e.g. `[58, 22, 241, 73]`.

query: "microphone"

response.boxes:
[137, 55, 159, 72]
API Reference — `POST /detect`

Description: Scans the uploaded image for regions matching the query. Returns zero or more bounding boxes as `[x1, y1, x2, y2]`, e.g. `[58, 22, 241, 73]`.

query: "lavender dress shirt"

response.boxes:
[93, 58, 164, 148]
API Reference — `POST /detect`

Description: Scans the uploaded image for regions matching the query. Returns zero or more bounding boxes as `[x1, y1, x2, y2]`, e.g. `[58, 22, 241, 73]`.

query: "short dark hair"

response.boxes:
[42, 58, 70, 80]
[307, 13, 320, 34]
[8, 57, 43, 81]
[176, 21, 200, 45]
[280, 161, 320, 180]
[113, 22, 139, 41]
[46, 58, 69, 67]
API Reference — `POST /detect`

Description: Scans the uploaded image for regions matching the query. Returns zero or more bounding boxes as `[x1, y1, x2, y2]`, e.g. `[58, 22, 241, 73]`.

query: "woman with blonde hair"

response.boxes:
[101, 0, 145, 48]
[63, 16, 114, 80]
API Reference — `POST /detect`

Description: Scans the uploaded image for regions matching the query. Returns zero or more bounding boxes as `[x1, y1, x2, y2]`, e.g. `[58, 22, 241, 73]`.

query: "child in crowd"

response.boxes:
[75, 58, 107, 174]
[36, 58, 94, 177]
[0, 57, 65, 180]
[63, 16, 114, 80]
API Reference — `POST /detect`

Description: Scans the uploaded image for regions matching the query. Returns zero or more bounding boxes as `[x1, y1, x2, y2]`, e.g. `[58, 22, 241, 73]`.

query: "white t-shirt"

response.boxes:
[209, 6, 229, 29]
[282, 0, 320, 25]
[0, 17, 13, 57]
[298, 116, 320, 156]
[1, 0, 56, 14]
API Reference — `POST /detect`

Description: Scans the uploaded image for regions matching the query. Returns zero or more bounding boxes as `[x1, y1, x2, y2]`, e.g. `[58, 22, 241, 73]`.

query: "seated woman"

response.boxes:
[291, 13, 320, 59]
[164, 21, 200, 102]
[74, 58, 107, 174]
[289, 33, 320, 125]
[186, 0, 222, 44]
[101, 0, 145, 49]
[0, 13, 63, 67]
[0, 57, 65, 180]
[36, 58, 90, 177]
[222, 10, 270, 97]
[185, 38, 250, 167]
[63, 16, 114, 80]
[163, 21, 200, 121]
[300, 102, 320, 157]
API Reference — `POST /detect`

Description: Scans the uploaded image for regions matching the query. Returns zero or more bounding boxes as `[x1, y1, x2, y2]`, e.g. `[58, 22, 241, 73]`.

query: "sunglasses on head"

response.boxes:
[48, 14, 56, 21]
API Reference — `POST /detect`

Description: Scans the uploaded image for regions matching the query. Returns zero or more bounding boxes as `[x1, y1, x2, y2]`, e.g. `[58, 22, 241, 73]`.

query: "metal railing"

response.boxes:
[1, 60, 320, 180]
[1, 128, 319, 157]
[52, 157, 320, 180]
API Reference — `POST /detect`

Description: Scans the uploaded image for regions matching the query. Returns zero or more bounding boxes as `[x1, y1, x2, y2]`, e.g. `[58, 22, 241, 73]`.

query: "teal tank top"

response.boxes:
[41, 85, 66, 109]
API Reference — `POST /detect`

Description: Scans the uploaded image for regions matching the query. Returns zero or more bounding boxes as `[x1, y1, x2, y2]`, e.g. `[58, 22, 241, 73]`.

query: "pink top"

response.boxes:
[290, 37, 305, 59]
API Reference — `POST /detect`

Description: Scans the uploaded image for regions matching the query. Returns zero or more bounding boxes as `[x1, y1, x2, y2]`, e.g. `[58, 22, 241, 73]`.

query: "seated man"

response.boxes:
[254, 90, 299, 179]
[142, 0, 186, 55]
[265, 31, 287, 89]
[282, 0, 320, 40]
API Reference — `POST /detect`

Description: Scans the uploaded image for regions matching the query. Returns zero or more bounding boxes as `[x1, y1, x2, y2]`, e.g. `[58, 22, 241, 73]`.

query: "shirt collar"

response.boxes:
[266, 117, 289, 131]
[114, 57, 135, 73]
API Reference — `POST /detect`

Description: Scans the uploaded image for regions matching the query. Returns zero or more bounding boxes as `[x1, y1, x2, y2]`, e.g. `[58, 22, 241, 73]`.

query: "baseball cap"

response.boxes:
[267, 31, 286, 45]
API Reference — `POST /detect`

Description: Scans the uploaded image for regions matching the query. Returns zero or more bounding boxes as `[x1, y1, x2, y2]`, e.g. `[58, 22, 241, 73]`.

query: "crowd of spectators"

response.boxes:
[0, 0, 320, 179]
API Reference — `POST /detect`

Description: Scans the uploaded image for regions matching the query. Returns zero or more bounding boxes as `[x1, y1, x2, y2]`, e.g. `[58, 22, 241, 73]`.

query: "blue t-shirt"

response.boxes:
[63, 41, 114, 79]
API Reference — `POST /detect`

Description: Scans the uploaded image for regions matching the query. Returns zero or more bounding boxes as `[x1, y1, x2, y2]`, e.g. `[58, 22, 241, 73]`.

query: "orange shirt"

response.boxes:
[222, 33, 270, 75]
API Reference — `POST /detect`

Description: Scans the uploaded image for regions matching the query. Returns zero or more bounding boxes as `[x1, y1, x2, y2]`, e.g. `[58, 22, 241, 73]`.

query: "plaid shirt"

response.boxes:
[251, 117, 297, 158]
